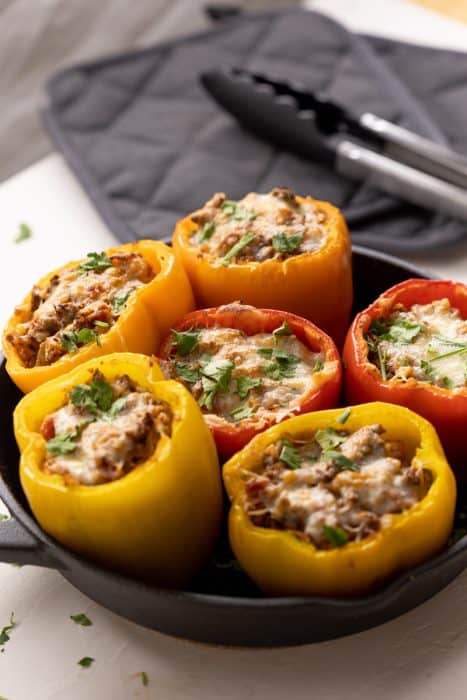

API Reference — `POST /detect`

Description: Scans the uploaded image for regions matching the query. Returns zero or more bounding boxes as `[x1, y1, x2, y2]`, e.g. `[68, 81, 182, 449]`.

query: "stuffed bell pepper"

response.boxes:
[343, 279, 467, 469]
[3, 240, 195, 392]
[172, 188, 352, 345]
[159, 304, 342, 458]
[14, 352, 223, 586]
[223, 402, 456, 597]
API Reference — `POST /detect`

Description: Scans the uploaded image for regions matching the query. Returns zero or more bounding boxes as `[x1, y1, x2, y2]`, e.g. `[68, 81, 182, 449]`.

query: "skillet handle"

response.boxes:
[0, 515, 62, 568]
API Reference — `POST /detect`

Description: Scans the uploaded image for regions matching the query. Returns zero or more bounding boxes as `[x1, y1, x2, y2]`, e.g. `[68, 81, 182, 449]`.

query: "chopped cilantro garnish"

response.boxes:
[78, 251, 112, 275]
[70, 379, 114, 415]
[46, 430, 80, 456]
[172, 328, 201, 356]
[279, 440, 302, 470]
[323, 450, 359, 471]
[0, 613, 16, 650]
[271, 232, 303, 254]
[61, 327, 101, 352]
[94, 320, 109, 329]
[421, 360, 435, 382]
[236, 376, 263, 400]
[313, 358, 324, 372]
[367, 316, 424, 346]
[430, 345, 467, 362]
[222, 232, 255, 266]
[112, 290, 132, 314]
[337, 407, 351, 424]
[174, 362, 201, 384]
[258, 347, 300, 380]
[78, 657, 94, 668]
[70, 613, 92, 626]
[323, 525, 348, 548]
[441, 376, 455, 389]
[199, 222, 216, 242]
[105, 397, 127, 420]
[230, 404, 255, 422]
[140, 672, 149, 687]
[221, 200, 256, 221]
[315, 428, 346, 451]
[14, 223, 33, 244]
[273, 321, 292, 338]
[198, 358, 234, 410]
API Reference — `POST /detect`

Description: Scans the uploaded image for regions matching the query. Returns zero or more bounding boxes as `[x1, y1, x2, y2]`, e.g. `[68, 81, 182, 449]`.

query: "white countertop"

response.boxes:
[1, 1, 467, 698]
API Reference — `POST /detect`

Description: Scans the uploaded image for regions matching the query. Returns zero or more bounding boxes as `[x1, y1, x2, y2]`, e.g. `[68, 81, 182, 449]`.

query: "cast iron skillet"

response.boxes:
[1, 246, 466, 648]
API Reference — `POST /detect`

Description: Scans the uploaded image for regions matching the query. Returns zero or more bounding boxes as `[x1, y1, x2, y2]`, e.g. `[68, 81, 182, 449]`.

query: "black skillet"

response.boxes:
[1, 246, 466, 648]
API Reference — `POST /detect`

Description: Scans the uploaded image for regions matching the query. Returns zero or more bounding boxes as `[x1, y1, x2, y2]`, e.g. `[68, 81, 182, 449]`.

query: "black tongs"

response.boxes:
[201, 67, 467, 221]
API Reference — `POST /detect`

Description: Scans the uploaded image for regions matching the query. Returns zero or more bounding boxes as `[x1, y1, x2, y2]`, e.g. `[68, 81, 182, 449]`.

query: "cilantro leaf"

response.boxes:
[323, 525, 348, 548]
[172, 328, 200, 356]
[230, 404, 255, 422]
[221, 200, 256, 221]
[0, 613, 16, 649]
[112, 290, 132, 314]
[198, 358, 234, 410]
[271, 232, 303, 254]
[387, 318, 425, 344]
[337, 408, 351, 424]
[315, 428, 346, 451]
[61, 327, 101, 353]
[273, 321, 292, 338]
[78, 657, 94, 668]
[441, 376, 455, 389]
[279, 440, 302, 470]
[70, 613, 92, 626]
[199, 222, 216, 242]
[105, 397, 127, 420]
[78, 251, 112, 275]
[70, 379, 114, 415]
[236, 376, 263, 400]
[14, 223, 33, 244]
[174, 362, 201, 384]
[323, 450, 359, 472]
[140, 672, 149, 687]
[222, 232, 255, 266]
[312, 358, 324, 372]
[46, 430, 80, 456]
[94, 320, 109, 329]
[259, 348, 300, 380]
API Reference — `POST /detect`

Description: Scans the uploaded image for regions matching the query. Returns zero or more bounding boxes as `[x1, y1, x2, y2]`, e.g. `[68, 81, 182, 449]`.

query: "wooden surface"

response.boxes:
[410, 0, 467, 23]
[0, 0, 298, 183]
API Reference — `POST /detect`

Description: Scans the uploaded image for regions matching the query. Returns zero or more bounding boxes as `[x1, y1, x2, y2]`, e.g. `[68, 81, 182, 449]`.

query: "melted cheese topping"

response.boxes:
[189, 188, 327, 263]
[245, 424, 427, 548]
[42, 376, 171, 485]
[8, 252, 153, 367]
[162, 326, 325, 425]
[369, 298, 467, 389]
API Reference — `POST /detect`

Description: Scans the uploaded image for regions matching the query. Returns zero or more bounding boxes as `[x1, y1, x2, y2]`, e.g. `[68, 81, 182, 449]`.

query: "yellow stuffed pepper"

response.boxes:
[223, 402, 456, 597]
[14, 352, 222, 587]
[3, 240, 195, 393]
[172, 188, 352, 345]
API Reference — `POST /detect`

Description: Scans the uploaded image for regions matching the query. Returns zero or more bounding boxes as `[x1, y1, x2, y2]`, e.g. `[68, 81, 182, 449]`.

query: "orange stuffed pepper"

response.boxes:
[3, 240, 194, 392]
[159, 303, 342, 458]
[343, 279, 467, 469]
[172, 188, 352, 346]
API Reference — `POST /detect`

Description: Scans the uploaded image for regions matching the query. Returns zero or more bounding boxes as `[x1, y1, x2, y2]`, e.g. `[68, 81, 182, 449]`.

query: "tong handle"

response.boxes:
[337, 140, 467, 222]
[360, 113, 467, 189]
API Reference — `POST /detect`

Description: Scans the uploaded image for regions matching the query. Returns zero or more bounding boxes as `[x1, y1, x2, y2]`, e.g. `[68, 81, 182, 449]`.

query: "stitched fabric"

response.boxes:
[43, 8, 467, 253]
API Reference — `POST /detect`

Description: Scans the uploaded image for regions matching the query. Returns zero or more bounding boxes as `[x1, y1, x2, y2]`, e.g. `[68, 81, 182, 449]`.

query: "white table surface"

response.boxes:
[1, 1, 467, 698]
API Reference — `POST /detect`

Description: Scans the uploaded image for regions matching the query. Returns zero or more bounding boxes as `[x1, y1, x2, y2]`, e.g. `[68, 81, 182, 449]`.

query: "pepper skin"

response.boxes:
[3, 240, 195, 393]
[223, 402, 456, 597]
[342, 279, 467, 470]
[14, 353, 222, 587]
[172, 197, 352, 346]
[159, 304, 342, 458]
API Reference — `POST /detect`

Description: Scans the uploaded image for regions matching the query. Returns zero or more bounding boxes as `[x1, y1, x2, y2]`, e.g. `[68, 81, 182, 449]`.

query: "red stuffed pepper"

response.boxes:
[343, 279, 467, 469]
[159, 304, 342, 458]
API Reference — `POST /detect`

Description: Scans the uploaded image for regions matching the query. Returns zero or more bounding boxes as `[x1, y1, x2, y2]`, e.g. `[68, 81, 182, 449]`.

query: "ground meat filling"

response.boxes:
[366, 298, 467, 390]
[40, 371, 172, 486]
[189, 188, 327, 264]
[244, 423, 430, 549]
[161, 325, 325, 425]
[7, 251, 154, 368]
